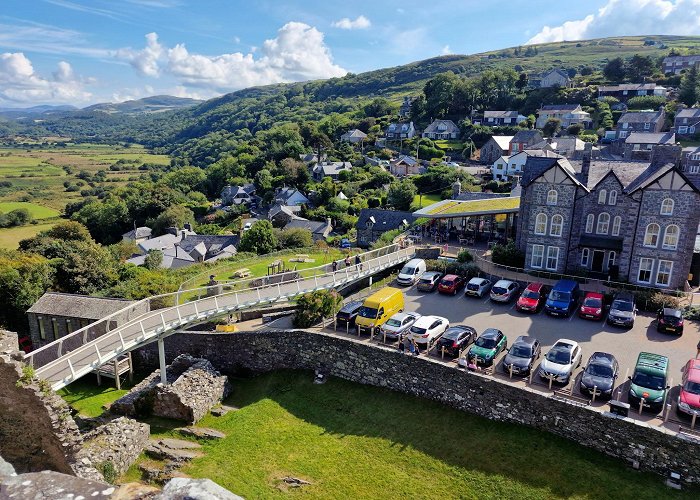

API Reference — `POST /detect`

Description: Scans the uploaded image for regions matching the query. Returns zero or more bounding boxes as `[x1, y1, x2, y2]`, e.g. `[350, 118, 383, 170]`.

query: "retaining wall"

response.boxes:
[134, 329, 700, 484]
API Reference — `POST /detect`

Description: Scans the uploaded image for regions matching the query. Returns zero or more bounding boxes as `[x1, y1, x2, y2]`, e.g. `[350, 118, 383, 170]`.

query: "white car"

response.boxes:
[408, 315, 449, 346]
[539, 339, 583, 384]
[465, 277, 491, 298]
[380, 312, 421, 340]
[489, 279, 520, 303]
[243, 222, 253, 231]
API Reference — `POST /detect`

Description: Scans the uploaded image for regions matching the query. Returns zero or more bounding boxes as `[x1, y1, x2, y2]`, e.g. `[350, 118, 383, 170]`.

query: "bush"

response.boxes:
[293, 289, 343, 328]
[626, 95, 666, 110]
[425, 260, 480, 279]
[631, 289, 681, 312]
[490, 240, 525, 268]
[457, 249, 473, 263]
[371, 229, 402, 249]
[277, 228, 314, 249]
[100, 461, 117, 484]
[683, 305, 700, 320]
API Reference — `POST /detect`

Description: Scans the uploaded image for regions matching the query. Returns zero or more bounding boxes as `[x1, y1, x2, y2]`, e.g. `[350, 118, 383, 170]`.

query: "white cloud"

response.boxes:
[527, 0, 700, 44]
[0, 52, 91, 104]
[331, 15, 371, 30]
[114, 32, 163, 77]
[441, 45, 452, 55]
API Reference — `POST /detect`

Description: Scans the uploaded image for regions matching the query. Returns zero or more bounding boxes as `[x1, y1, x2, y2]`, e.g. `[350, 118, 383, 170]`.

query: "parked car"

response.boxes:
[539, 339, 582, 384]
[340, 238, 352, 249]
[417, 271, 443, 292]
[438, 274, 466, 295]
[462, 328, 507, 367]
[242, 222, 252, 231]
[379, 312, 421, 341]
[335, 300, 363, 327]
[628, 352, 670, 413]
[544, 280, 580, 317]
[579, 352, 619, 399]
[677, 358, 700, 417]
[436, 325, 477, 357]
[515, 283, 546, 313]
[490, 279, 520, 303]
[607, 292, 637, 328]
[656, 307, 684, 335]
[355, 287, 405, 335]
[408, 315, 449, 346]
[396, 258, 427, 286]
[502, 335, 541, 376]
[465, 277, 491, 298]
[579, 292, 604, 321]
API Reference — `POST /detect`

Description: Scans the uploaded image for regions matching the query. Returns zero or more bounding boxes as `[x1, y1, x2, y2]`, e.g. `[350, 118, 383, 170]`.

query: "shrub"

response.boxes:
[683, 305, 700, 320]
[626, 95, 666, 110]
[277, 228, 313, 249]
[425, 259, 480, 279]
[293, 289, 343, 328]
[490, 240, 525, 269]
[100, 461, 117, 483]
[631, 290, 681, 312]
[457, 249, 473, 263]
[371, 229, 402, 249]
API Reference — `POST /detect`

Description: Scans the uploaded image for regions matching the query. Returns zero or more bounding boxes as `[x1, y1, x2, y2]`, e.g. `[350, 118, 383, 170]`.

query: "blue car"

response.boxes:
[544, 279, 580, 317]
[340, 238, 352, 249]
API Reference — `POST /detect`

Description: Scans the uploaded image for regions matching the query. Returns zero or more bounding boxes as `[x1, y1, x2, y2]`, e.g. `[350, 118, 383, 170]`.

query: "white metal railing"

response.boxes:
[31, 244, 415, 390]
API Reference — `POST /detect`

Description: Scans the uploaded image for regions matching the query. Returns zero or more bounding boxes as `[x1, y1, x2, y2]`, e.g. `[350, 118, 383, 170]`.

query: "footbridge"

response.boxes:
[24, 244, 416, 391]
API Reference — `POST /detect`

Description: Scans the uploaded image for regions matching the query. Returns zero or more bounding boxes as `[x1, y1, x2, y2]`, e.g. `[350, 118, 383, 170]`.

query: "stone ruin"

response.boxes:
[111, 354, 231, 424]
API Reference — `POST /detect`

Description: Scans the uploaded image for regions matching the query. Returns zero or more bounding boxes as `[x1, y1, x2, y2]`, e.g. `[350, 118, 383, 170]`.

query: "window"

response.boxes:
[619, 130, 628, 139]
[585, 214, 594, 233]
[608, 190, 617, 205]
[546, 247, 560, 271]
[51, 318, 59, 340]
[596, 213, 610, 234]
[38, 316, 46, 340]
[656, 260, 673, 286]
[608, 251, 616, 269]
[531, 245, 544, 268]
[691, 164, 700, 174]
[612, 216, 621, 236]
[662, 225, 680, 250]
[546, 189, 558, 205]
[644, 122, 651, 130]
[581, 248, 590, 267]
[534, 213, 547, 235]
[644, 223, 660, 247]
[638, 258, 653, 283]
[598, 189, 607, 204]
[550, 214, 564, 237]
[679, 126, 688, 134]
[66, 319, 73, 334]
[660, 198, 674, 215]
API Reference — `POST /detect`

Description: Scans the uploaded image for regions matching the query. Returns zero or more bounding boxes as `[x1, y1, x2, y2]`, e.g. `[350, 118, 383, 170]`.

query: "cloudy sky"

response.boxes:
[2, 0, 700, 107]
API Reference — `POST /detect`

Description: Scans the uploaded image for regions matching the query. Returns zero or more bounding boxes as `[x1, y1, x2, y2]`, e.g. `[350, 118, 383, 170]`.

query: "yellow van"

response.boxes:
[355, 287, 404, 335]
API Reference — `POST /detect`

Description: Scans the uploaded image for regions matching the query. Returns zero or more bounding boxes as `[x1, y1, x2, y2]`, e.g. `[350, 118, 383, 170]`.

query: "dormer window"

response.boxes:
[598, 189, 607, 204]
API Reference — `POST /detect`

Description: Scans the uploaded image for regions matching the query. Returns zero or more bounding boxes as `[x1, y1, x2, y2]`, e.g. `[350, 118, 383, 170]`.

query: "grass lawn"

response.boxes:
[0, 221, 57, 249]
[413, 193, 442, 209]
[434, 140, 464, 151]
[0, 201, 60, 219]
[58, 376, 132, 418]
[52, 371, 681, 499]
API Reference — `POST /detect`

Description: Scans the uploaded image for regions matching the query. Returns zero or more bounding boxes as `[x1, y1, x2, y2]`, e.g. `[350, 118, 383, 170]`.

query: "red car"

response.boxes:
[678, 358, 700, 417]
[515, 282, 545, 313]
[437, 274, 466, 295]
[579, 292, 604, 320]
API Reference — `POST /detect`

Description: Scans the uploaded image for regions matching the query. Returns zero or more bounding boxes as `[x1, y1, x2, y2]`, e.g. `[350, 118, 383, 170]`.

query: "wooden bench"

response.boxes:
[290, 254, 315, 263]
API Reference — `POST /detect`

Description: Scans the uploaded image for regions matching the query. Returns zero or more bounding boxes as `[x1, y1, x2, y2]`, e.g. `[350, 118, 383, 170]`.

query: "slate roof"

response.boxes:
[423, 119, 460, 134]
[284, 219, 332, 235]
[539, 104, 580, 112]
[341, 129, 368, 139]
[490, 135, 515, 149]
[484, 110, 519, 119]
[393, 155, 418, 166]
[313, 162, 352, 176]
[122, 226, 151, 240]
[27, 292, 138, 319]
[269, 204, 302, 220]
[676, 108, 700, 119]
[177, 235, 239, 259]
[511, 130, 542, 143]
[580, 160, 655, 189]
[617, 110, 663, 124]
[543, 68, 570, 80]
[625, 132, 676, 145]
[356, 209, 415, 231]
[521, 157, 566, 187]
[274, 187, 310, 204]
[598, 83, 663, 92]
[138, 233, 183, 253]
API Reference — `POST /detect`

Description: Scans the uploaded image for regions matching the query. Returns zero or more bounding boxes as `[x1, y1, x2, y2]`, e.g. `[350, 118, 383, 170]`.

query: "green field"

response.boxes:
[58, 378, 131, 418]
[61, 371, 697, 499]
[413, 193, 442, 209]
[0, 221, 57, 249]
[0, 202, 60, 219]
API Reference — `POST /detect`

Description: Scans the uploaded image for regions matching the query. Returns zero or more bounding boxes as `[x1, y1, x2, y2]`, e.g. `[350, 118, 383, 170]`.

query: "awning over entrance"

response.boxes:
[578, 235, 624, 251]
[413, 197, 521, 219]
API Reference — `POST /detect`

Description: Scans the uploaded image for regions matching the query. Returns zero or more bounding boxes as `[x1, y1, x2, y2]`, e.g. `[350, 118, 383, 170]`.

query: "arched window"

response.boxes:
[550, 214, 564, 237]
[662, 225, 680, 250]
[608, 251, 616, 269]
[535, 213, 547, 235]
[581, 248, 590, 267]
[596, 212, 610, 234]
[546, 189, 558, 206]
[598, 189, 607, 204]
[585, 214, 594, 233]
[644, 223, 660, 247]
[608, 190, 618, 205]
[660, 198, 674, 215]
[611, 216, 622, 236]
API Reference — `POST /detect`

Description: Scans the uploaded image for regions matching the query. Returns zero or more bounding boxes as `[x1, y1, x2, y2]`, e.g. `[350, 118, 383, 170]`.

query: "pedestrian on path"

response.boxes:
[696, 339, 700, 359]
[355, 254, 362, 271]
[398, 334, 406, 354]
[332, 260, 338, 273]
[344, 255, 351, 267]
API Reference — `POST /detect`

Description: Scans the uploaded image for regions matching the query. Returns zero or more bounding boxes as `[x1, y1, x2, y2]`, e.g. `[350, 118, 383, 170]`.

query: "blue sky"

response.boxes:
[1, 0, 699, 106]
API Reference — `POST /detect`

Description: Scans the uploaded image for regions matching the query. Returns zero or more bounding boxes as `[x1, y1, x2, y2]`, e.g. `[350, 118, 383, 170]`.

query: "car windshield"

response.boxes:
[546, 348, 571, 364]
[419, 278, 433, 284]
[441, 280, 454, 286]
[475, 336, 496, 349]
[443, 328, 464, 340]
[663, 315, 681, 324]
[385, 319, 401, 327]
[550, 291, 570, 302]
[401, 266, 415, 275]
[510, 345, 532, 358]
[612, 300, 633, 312]
[522, 290, 539, 300]
[410, 326, 426, 335]
[359, 307, 378, 319]
[583, 297, 602, 307]
[587, 363, 613, 378]
[683, 381, 700, 395]
[492, 286, 507, 295]
[467, 282, 481, 290]
[632, 372, 666, 391]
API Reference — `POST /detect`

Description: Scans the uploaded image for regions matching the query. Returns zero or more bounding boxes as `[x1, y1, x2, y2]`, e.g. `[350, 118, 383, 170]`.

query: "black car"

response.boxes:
[335, 300, 363, 327]
[579, 352, 619, 399]
[417, 272, 443, 292]
[502, 335, 541, 376]
[436, 325, 477, 357]
[656, 307, 684, 335]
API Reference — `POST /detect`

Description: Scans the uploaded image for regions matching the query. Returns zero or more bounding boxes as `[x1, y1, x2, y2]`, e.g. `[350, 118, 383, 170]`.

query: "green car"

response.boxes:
[628, 352, 670, 413]
[463, 328, 507, 367]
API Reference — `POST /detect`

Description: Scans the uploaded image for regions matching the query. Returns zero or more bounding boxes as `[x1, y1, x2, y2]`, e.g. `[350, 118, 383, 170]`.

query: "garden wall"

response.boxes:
[134, 329, 700, 485]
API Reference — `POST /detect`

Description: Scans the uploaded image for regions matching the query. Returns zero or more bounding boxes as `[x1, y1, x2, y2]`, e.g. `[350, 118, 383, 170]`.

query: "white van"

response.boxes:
[396, 258, 427, 286]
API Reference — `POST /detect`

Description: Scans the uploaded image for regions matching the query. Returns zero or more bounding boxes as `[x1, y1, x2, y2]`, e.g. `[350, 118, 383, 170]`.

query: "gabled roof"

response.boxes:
[539, 104, 580, 113]
[178, 234, 239, 258]
[618, 110, 663, 124]
[284, 219, 332, 235]
[387, 122, 414, 132]
[27, 292, 138, 319]
[511, 130, 542, 143]
[392, 155, 418, 166]
[138, 233, 182, 253]
[122, 226, 152, 239]
[341, 129, 368, 139]
[489, 135, 514, 149]
[625, 132, 675, 145]
[423, 119, 460, 134]
[542, 68, 570, 79]
[484, 110, 519, 119]
[313, 161, 352, 175]
[521, 157, 578, 187]
[517, 149, 563, 159]
[676, 108, 700, 119]
[356, 209, 415, 230]
[275, 187, 310, 204]
[599, 83, 663, 92]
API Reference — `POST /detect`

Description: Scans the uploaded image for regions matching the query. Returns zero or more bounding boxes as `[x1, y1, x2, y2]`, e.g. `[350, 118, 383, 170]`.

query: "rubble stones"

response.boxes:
[159, 477, 244, 500]
[176, 427, 226, 440]
[145, 438, 203, 462]
[210, 405, 237, 417]
[0, 471, 113, 499]
[78, 417, 150, 476]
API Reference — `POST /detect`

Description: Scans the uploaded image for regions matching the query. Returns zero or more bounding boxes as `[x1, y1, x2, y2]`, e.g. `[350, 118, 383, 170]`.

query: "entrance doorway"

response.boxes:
[591, 250, 605, 272]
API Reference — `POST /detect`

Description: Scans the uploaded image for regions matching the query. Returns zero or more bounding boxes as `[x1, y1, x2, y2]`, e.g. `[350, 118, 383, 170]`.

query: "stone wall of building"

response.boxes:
[78, 417, 150, 476]
[0, 330, 18, 352]
[135, 330, 700, 484]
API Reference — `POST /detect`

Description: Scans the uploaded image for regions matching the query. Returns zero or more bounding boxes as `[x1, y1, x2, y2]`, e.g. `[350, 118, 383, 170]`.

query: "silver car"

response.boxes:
[379, 312, 421, 341]
[538, 339, 583, 384]
[489, 279, 520, 303]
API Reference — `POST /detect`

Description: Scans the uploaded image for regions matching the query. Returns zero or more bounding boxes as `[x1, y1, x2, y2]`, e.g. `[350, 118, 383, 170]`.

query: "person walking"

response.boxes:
[355, 254, 362, 271]
[344, 255, 351, 268]
[332, 260, 338, 273]
[398, 334, 406, 354]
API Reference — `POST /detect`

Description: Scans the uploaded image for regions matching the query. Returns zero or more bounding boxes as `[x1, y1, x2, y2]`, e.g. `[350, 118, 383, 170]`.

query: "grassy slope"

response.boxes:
[0, 221, 56, 249]
[51, 371, 685, 499]
[58, 377, 130, 417]
[0, 201, 60, 219]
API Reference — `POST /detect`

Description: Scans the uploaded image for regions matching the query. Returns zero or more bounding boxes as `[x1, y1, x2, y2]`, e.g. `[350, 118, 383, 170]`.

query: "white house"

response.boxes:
[274, 187, 310, 206]
[491, 150, 563, 181]
[422, 119, 460, 140]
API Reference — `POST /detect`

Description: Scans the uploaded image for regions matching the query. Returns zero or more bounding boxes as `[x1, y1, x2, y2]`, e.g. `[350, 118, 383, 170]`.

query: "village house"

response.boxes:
[385, 121, 416, 140]
[597, 83, 667, 102]
[122, 226, 152, 245]
[682, 146, 700, 178]
[614, 107, 666, 140]
[274, 186, 310, 206]
[482, 110, 527, 127]
[135, 225, 196, 255]
[673, 107, 700, 137]
[509, 130, 543, 154]
[491, 150, 563, 182]
[220, 183, 257, 206]
[312, 161, 352, 181]
[389, 155, 422, 176]
[268, 204, 304, 227]
[356, 209, 415, 248]
[538, 69, 571, 88]
[624, 132, 676, 160]
[531, 136, 599, 159]
[284, 218, 333, 241]
[535, 104, 592, 129]
[662, 54, 700, 75]
[340, 129, 368, 144]
[422, 119, 460, 140]
[399, 96, 415, 118]
[480, 135, 513, 165]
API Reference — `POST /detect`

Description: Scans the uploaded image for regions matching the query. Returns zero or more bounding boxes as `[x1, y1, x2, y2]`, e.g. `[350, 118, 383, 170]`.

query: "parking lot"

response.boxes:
[319, 280, 700, 429]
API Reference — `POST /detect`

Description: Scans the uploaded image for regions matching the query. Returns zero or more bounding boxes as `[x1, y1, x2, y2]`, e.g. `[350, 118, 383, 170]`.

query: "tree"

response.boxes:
[238, 220, 277, 255]
[603, 57, 626, 82]
[423, 72, 458, 118]
[515, 72, 528, 91]
[364, 98, 395, 118]
[152, 205, 194, 236]
[143, 249, 163, 270]
[276, 228, 313, 249]
[626, 95, 667, 110]
[0, 250, 53, 332]
[387, 180, 417, 211]
[542, 118, 562, 138]
[625, 54, 655, 82]
[254, 168, 273, 192]
[594, 101, 614, 130]
[293, 289, 342, 328]
[567, 124, 583, 136]
[679, 64, 700, 106]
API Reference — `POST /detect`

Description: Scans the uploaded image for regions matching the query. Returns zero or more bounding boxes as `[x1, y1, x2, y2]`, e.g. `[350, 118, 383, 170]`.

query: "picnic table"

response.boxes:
[290, 254, 315, 263]
[231, 268, 251, 279]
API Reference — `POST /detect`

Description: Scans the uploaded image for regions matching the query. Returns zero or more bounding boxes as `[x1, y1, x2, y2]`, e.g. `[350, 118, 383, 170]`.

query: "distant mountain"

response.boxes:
[0, 104, 78, 118]
[82, 95, 203, 115]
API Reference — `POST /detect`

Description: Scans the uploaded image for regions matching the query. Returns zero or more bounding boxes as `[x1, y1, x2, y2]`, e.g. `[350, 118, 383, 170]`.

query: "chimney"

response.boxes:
[183, 222, 192, 231]
[452, 179, 462, 199]
[580, 142, 593, 185]
[166, 227, 178, 236]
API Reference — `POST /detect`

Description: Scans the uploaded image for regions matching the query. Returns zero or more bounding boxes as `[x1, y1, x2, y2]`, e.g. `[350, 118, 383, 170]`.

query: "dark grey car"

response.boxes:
[579, 352, 619, 399]
[607, 292, 637, 328]
[335, 300, 363, 327]
[502, 335, 541, 376]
